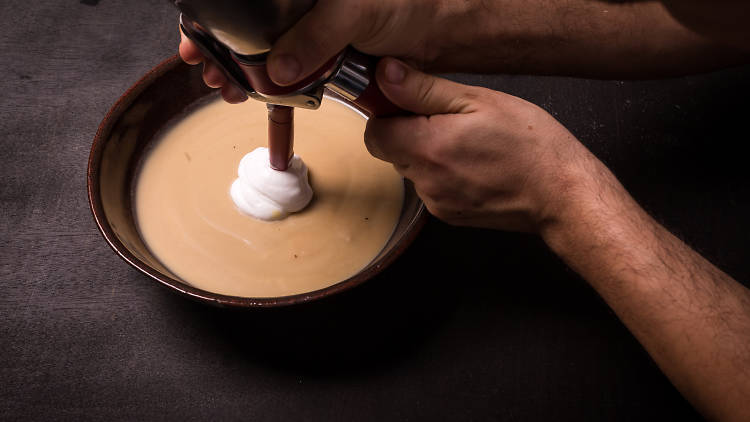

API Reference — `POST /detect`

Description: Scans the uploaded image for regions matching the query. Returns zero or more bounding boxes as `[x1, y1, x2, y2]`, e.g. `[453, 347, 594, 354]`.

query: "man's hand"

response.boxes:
[179, 0, 437, 102]
[264, 0, 436, 86]
[178, 32, 249, 104]
[365, 58, 598, 233]
[367, 58, 750, 422]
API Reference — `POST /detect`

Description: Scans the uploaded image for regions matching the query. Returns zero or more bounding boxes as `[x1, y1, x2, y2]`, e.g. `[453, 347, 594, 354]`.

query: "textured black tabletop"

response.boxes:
[2, 1, 749, 420]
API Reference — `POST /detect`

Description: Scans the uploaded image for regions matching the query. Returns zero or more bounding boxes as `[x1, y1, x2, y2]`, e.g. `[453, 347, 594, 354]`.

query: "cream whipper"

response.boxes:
[176, 1, 402, 221]
[177, 4, 401, 172]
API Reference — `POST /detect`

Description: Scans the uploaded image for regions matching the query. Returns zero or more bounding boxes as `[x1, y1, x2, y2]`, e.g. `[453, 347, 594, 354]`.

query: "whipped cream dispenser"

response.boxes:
[174, 0, 400, 170]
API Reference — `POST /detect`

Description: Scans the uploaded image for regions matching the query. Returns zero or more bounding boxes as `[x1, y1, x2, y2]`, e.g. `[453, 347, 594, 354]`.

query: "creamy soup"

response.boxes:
[135, 97, 404, 297]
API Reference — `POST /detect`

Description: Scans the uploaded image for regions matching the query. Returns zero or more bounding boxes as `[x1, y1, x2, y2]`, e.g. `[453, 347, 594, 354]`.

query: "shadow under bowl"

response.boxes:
[87, 55, 427, 308]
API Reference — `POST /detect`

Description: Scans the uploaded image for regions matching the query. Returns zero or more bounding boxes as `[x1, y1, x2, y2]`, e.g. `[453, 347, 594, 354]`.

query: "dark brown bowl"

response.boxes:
[87, 55, 426, 308]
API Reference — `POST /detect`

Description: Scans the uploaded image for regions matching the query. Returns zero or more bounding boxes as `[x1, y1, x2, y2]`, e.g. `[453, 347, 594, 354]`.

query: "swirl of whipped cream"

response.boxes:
[230, 147, 313, 220]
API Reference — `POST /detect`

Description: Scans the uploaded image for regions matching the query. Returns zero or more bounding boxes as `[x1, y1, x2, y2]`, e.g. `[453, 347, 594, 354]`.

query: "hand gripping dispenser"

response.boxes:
[174, 0, 400, 170]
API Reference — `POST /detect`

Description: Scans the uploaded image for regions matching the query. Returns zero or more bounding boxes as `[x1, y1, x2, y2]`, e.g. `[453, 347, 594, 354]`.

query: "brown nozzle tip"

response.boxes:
[267, 104, 294, 171]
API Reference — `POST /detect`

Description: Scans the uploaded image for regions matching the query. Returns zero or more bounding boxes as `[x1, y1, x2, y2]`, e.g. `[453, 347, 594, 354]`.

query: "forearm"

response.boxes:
[541, 155, 750, 421]
[425, 0, 747, 78]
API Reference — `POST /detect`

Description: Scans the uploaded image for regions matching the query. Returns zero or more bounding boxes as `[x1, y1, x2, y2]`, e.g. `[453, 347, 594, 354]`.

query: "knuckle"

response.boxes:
[427, 138, 453, 164]
[468, 86, 502, 107]
[416, 178, 468, 225]
[363, 137, 382, 160]
[363, 120, 376, 143]
[415, 179, 445, 203]
[416, 76, 438, 106]
[425, 204, 447, 220]
[424, 202, 456, 224]
[411, 116, 432, 138]
[457, 89, 482, 105]
[421, 133, 456, 167]
[363, 120, 385, 154]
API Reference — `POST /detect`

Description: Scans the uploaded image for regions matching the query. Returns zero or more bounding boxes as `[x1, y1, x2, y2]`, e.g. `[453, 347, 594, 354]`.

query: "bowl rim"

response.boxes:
[87, 55, 427, 308]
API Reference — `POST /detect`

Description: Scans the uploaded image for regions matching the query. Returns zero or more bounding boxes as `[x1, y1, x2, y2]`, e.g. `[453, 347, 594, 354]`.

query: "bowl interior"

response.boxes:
[88, 56, 426, 308]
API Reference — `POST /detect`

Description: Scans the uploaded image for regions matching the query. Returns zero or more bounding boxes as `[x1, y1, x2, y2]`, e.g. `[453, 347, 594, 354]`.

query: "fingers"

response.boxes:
[364, 115, 434, 166]
[203, 62, 248, 102]
[375, 58, 477, 116]
[267, 0, 368, 86]
[365, 58, 478, 167]
[220, 83, 248, 104]
[179, 32, 248, 103]
[179, 32, 204, 65]
[365, 61, 482, 168]
[201, 61, 227, 88]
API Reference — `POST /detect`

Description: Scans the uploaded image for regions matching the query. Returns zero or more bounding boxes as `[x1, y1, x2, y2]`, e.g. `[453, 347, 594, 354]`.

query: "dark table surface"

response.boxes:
[2, 1, 749, 420]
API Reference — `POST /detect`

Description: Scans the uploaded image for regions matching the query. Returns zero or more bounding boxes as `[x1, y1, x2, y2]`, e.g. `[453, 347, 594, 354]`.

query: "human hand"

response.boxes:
[365, 58, 605, 233]
[178, 32, 249, 104]
[178, 0, 440, 101]
[262, 0, 436, 86]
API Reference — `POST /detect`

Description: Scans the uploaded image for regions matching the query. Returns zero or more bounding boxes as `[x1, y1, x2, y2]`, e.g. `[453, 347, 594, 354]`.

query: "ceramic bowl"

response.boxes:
[87, 55, 426, 307]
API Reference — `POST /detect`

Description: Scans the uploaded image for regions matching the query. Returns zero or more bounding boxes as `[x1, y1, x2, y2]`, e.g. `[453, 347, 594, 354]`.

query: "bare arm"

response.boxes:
[365, 58, 750, 421]
[261, 0, 749, 86]
[541, 157, 750, 421]
[421, 0, 748, 78]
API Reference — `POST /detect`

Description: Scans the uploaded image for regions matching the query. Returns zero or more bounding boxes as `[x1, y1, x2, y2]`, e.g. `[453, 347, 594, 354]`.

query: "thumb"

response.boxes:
[376, 58, 475, 116]
[268, 1, 366, 86]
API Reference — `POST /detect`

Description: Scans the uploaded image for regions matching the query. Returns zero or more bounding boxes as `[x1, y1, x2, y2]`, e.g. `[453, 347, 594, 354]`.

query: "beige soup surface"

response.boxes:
[135, 97, 404, 297]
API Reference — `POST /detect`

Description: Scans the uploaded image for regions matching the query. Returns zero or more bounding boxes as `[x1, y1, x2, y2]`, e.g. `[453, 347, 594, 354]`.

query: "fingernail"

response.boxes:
[271, 54, 301, 85]
[384, 60, 406, 84]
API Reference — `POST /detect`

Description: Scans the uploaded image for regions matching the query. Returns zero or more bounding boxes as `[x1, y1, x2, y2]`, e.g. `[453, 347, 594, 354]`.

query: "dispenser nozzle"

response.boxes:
[267, 104, 294, 171]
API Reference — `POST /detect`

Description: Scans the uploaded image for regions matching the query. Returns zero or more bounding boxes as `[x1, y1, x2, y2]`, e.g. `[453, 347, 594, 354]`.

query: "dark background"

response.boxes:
[2, 0, 748, 420]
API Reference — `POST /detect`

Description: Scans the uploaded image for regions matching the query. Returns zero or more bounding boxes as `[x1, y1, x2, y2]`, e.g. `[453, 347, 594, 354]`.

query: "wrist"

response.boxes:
[537, 153, 638, 263]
